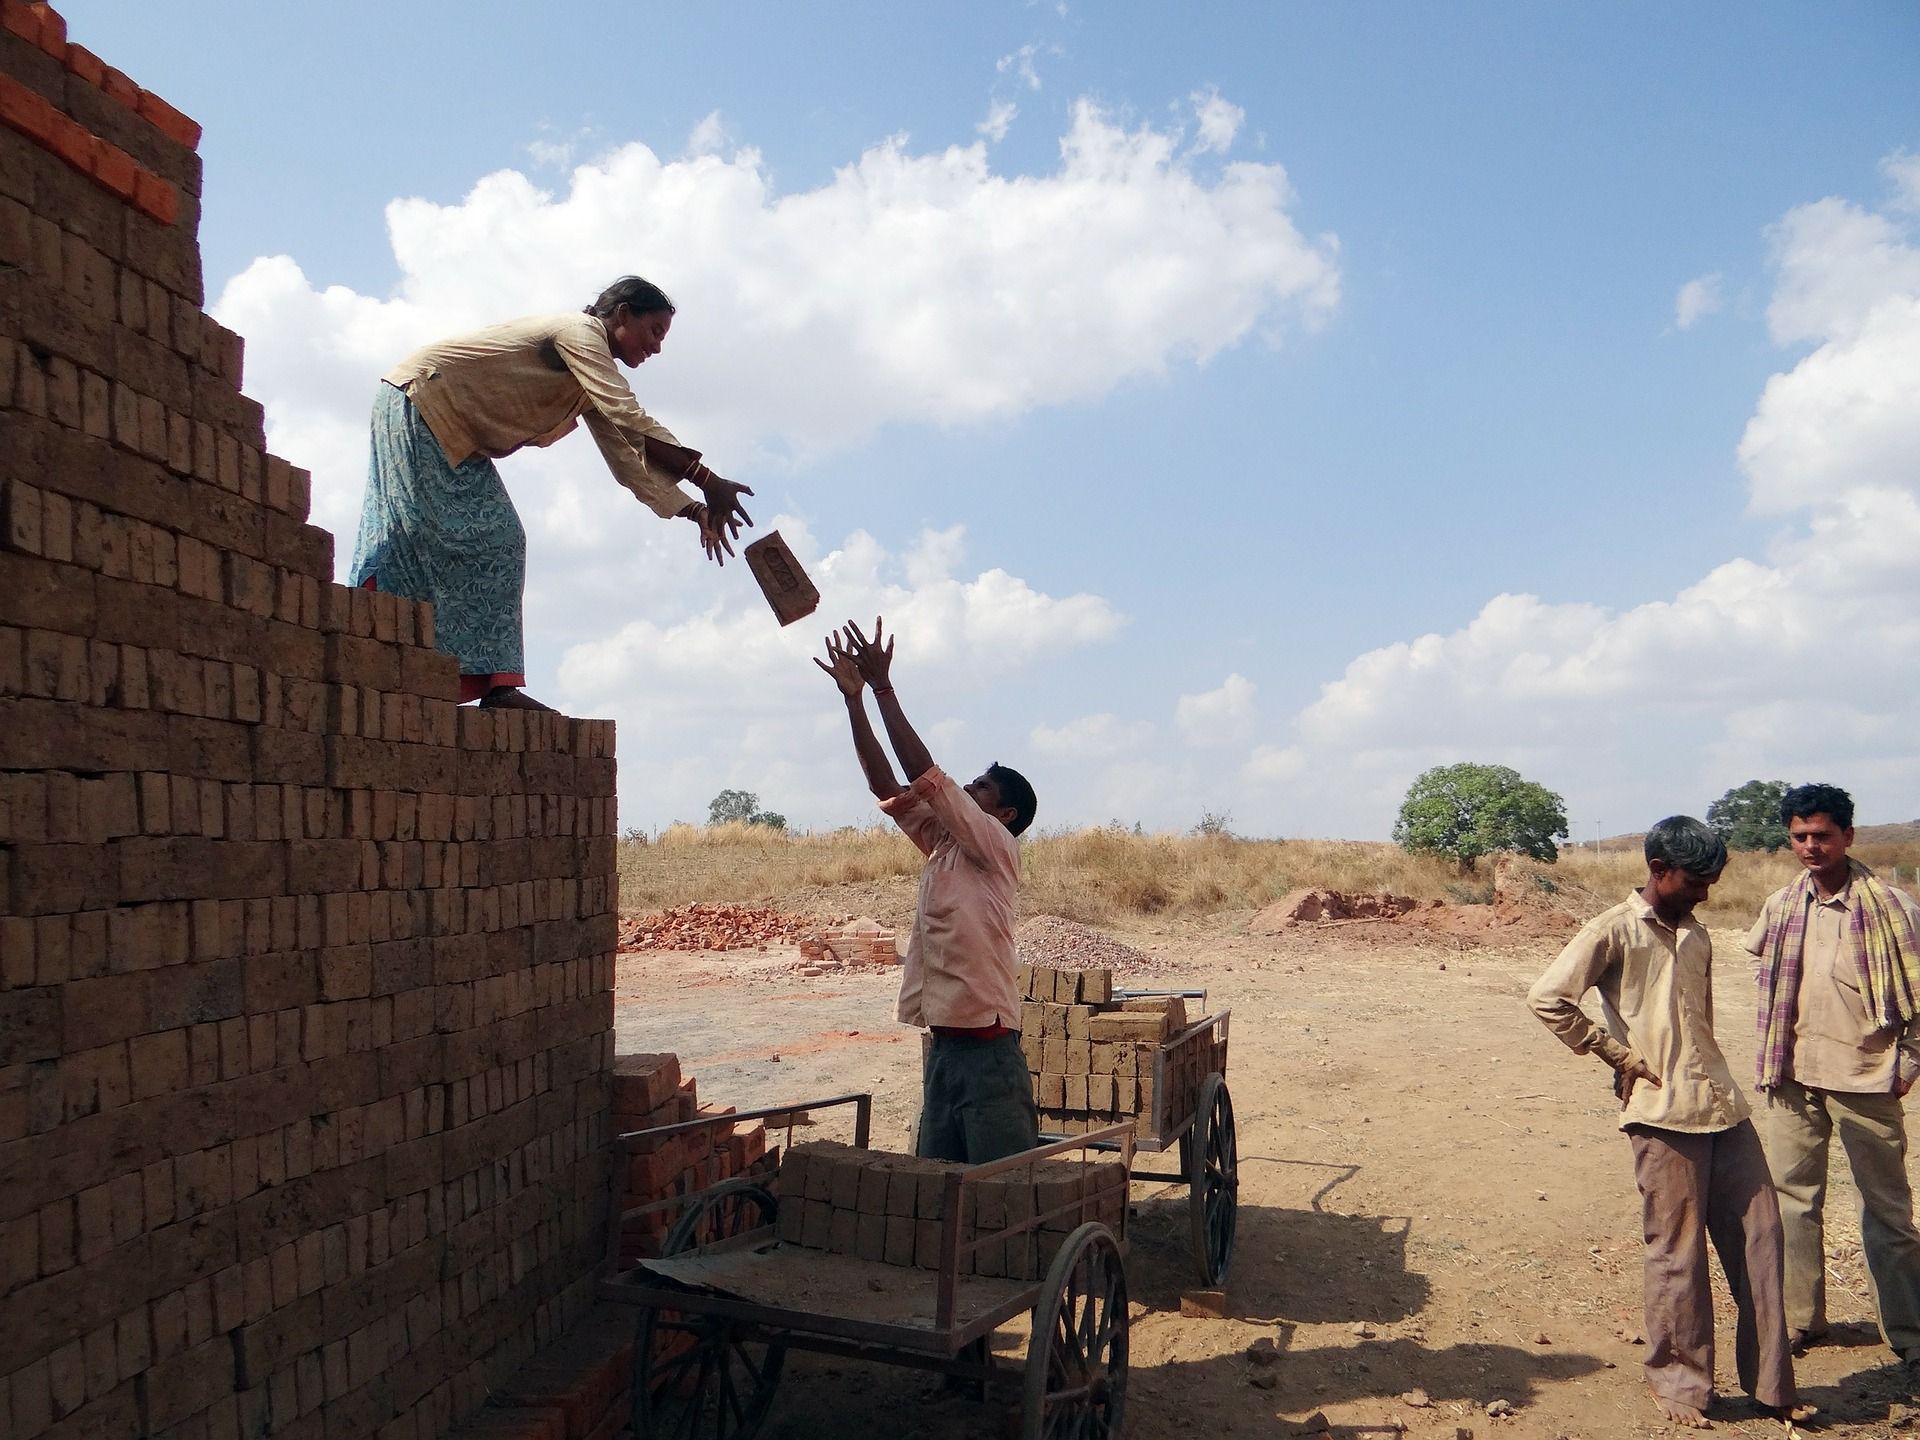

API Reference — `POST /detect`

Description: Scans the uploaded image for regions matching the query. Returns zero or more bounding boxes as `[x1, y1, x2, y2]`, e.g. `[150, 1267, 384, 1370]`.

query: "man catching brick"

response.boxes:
[815, 617, 1040, 1162]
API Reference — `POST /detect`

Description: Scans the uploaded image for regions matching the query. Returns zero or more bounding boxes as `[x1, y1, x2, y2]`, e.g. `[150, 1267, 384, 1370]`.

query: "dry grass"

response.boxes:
[1555, 842, 1920, 926]
[614, 824, 1920, 928]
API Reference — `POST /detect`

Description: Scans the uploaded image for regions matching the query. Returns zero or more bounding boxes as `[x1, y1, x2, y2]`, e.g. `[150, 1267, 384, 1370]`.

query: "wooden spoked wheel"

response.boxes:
[631, 1181, 786, 1439]
[1187, 1075, 1238, 1286]
[1022, 1222, 1129, 1440]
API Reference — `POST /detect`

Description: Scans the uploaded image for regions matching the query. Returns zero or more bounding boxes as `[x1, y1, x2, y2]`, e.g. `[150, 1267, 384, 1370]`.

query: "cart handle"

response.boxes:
[1113, 986, 1208, 1005]
[612, 1090, 872, 1150]
[1165, 1008, 1229, 1053]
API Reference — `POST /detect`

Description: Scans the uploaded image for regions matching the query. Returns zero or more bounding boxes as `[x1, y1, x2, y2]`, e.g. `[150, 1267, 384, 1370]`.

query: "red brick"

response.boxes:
[24, 1, 62, 57]
[0, 1, 41, 44]
[0, 72, 56, 145]
[64, 40, 105, 87]
[134, 88, 201, 150]
[87, 133, 137, 201]
[46, 111, 91, 174]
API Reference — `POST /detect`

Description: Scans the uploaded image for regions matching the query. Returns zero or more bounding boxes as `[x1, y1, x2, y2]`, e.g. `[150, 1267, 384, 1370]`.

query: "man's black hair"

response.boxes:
[1779, 782, 1854, 830]
[987, 762, 1037, 837]
[1643, 815, 1727, 878]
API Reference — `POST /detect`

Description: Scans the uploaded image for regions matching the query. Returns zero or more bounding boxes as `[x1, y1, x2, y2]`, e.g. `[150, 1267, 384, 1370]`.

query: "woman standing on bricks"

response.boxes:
[349, 275, 754, 711]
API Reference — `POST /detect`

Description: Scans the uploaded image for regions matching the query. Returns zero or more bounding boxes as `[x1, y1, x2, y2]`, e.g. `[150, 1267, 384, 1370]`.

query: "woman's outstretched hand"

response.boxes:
[695, 469, 755, 548]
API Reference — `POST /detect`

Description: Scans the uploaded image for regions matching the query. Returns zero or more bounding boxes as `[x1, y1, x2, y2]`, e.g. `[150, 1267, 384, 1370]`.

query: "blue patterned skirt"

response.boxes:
[350, 382, 526, 681]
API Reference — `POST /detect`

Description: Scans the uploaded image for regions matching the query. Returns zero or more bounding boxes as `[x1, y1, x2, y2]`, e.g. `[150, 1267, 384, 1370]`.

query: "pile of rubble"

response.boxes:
[1250, 888, 1427, 931]
[1015, 915, 1186, 979]
[618, 902, 818, 952]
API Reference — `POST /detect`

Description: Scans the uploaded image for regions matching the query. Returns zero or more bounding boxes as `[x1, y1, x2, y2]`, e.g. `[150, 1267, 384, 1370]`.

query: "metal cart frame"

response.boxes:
[600, 1093, 1136, 1439]
[1037, 988, 1238, 1285]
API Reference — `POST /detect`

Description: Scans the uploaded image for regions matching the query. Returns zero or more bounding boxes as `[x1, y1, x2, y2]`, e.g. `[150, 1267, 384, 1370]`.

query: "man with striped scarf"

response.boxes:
[1748, 782, 1920, 1370]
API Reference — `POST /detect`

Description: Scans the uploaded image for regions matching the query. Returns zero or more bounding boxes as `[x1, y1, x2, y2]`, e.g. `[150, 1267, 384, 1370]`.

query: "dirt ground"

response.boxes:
[613, 908, 1920, 1439]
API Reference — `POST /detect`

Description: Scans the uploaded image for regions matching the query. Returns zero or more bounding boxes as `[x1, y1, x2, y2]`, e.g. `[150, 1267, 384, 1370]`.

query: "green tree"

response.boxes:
[706, 789, 787, 831]
[707, 789, 759, 825]
[1393, 762, 1568, 872]
[1707, 779, 1791, 852]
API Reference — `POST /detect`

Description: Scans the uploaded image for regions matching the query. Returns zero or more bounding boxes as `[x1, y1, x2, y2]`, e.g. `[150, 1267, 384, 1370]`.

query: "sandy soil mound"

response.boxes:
[1252, 888, 1426, 931]
[1251, 857, 1602, 946]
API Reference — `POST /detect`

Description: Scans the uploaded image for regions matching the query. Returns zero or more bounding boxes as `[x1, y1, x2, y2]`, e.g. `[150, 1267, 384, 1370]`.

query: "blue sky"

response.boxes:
[79, 2, 1920, 838]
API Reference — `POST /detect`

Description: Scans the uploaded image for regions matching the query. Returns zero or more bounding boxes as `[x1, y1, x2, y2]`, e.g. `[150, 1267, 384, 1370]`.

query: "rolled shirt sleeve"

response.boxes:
[553, 320, 696, 519]
[878, 788, 944, 858]
[1528, 920, 1631, 1069]
[912, 767, 1019, 878]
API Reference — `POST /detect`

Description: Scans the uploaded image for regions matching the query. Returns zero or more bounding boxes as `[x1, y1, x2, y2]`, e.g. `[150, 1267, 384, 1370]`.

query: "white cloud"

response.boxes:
[525, 138, 574, 170]
[1188, 88, 1244, 156]
[1229, 162, 1920, 837]
[687, 111, 730, 158]
[1029, 713, 1154, 759]
[978, 99, 1017, 143]
[1175, 673, 1256, 746]
[221, 95, 1352, 831]
[553, 522, 1123, 827]
[1243, 744, 1304, 784]
[220, 98, 1336, 491]
[1673, 273, 1722, 330]
[997, 44, 1044, 92]
[1885, 150, 1920, 213]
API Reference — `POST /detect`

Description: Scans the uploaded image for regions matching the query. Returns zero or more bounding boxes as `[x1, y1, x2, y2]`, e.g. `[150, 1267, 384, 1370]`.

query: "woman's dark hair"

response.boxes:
[987, 762, 1038, 837]
[584, 276, 675, 319]
[1780, 782, 1854, 830]
[1644, 815, 1727, 878]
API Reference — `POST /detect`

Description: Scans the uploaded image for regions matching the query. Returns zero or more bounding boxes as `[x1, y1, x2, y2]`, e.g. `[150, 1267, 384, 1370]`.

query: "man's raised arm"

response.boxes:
[814, 630, 903, 803]
[844, 618, 935, 783]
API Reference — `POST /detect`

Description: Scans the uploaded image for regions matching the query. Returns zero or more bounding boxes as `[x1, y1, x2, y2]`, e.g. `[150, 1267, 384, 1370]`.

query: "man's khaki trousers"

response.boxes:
[1762, 1078, 1920, 1353]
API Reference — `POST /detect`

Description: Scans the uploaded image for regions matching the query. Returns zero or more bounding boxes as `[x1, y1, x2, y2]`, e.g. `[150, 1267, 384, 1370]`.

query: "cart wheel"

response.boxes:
[1187, 1074, 1238, 1286]
[1022, 1222, 1128, 1440]
[664, 1177, 780, 1254]
[632, 1181, 786, 1440]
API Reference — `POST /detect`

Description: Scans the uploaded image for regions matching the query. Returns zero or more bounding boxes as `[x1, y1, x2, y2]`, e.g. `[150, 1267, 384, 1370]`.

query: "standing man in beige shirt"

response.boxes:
[1748, 782, 1920, 1367]
[815, 618, 1040, 1162]
[1529, 816, 1801, 1429]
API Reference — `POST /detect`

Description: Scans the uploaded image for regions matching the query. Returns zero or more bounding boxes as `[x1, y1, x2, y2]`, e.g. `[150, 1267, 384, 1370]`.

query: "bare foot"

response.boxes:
[1653, 1393, 1712, 1428]
[477, 686, 556, 712]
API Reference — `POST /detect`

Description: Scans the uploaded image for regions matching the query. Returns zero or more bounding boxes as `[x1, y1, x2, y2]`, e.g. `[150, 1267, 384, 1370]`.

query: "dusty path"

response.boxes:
[614, 914, 1920, 1438]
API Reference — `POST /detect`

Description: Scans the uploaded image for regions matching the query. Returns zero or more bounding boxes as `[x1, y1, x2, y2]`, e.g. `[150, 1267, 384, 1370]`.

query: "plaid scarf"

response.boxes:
[1754, 859, 1920, 1090]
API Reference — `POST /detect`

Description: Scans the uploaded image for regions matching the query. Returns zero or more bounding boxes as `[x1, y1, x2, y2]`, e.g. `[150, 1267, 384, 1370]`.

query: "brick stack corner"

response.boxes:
[0, 6, 620, 1439]
[608, 1053, 772, 1267]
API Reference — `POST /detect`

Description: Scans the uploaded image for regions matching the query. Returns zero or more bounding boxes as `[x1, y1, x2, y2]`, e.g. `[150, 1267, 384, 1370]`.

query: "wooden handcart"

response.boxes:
[600, 1092, 1136, 1439]
[1027, 984, 1237, 1286]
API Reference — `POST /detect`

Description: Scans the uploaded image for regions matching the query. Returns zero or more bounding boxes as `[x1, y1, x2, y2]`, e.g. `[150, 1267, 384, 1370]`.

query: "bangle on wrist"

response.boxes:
[873, 686, 894, 696]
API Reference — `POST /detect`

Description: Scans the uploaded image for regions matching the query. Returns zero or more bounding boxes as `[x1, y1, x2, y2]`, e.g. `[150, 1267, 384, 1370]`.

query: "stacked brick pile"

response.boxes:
[608, 1053, 770, 1266]
[773, 1140, 1125, 1282]
[1018, 967, 1223, 1139]
[0, 7, 619, 1439]
[796, 915, 897, 968]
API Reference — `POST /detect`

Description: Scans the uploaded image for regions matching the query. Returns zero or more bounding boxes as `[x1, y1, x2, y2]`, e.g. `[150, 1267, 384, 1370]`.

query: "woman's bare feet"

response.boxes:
[477, 685, 556, 712]
[1653, 1392, 1712, 1428]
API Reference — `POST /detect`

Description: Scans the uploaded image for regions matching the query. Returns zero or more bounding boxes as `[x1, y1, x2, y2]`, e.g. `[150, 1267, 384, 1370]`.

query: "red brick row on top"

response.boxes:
[0, 74, 180, 223]
[2, 0, 205, 149]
